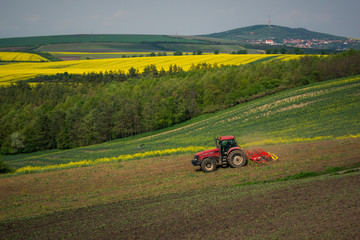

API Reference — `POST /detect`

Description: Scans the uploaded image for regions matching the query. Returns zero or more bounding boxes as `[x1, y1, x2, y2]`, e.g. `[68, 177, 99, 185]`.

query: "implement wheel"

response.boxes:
[201, 158, 217, 172]
[228, 150, 248, 168]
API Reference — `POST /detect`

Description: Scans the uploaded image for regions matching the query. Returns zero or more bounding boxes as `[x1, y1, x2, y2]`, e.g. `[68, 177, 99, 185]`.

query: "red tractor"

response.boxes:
[191, 136, 277, 172]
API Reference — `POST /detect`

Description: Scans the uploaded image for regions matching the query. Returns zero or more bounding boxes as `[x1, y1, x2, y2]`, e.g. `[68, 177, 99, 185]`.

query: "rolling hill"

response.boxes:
[0, 24, 358, 53]
[1, 75, 359, 239]
[4, 75, 360, 172]
[0, 24, 360, 239]
[202, 24, 346, 42]
[0, 34, 203, 48]
[0, 33, 242, 53]
[0, 54, 302, 85]
[0, 46, 359, 239]
[201, 24, 360, 50]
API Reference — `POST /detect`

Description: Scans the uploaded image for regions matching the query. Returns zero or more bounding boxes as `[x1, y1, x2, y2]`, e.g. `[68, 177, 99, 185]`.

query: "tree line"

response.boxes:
[1, 49, 359, 154]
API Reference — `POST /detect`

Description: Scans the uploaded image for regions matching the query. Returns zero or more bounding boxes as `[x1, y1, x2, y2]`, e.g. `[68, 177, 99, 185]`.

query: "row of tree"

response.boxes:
[265, 48, 309, 54]
[1, 49, 359, 154]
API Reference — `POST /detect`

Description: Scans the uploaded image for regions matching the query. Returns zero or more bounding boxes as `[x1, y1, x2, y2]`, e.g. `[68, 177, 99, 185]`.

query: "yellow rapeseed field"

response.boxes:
[0, 52, 49, 62]
[0, 54, 304, 85]
[276, 54, 313, 61]
[15, 146, 209, 174]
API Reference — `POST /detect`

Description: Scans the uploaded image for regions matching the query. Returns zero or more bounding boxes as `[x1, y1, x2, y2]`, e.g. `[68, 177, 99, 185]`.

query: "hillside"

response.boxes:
[1, 75, 359, 239]
[0, 34, 203, 48]
[1, 24, 358, 53]
[203, 24, 346, 41]
[0, 34, 235, 53]
[0, 52, 49, 62]
[202, 25, 360, 50]
[1, 51, 359, 156]
[1, 170, 359, 239]
[0, 54, 302, 85]
[1, 53, 359, 238]
[3, 74, 360, 171]
[1, 24, 360, 239]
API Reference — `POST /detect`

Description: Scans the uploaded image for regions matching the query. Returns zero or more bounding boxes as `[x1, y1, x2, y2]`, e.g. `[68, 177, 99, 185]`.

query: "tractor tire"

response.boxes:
[201, 158, 217, 172]
[228, 150, 248, 168]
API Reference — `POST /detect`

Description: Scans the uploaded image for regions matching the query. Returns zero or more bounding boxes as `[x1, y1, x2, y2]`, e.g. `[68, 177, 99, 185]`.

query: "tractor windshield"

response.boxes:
[220, 139, 237, 155]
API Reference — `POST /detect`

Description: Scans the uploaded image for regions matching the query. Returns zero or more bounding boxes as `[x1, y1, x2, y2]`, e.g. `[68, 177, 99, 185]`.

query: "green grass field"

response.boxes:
[37, 42, 245, 54]
[0, 34, 202, 48]
[3, 75, 360, 173]
[0, 34, 253, 56]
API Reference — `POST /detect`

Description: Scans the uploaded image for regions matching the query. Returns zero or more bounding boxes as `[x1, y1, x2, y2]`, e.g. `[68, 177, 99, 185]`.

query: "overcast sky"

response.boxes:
[1, 0, 359, 39]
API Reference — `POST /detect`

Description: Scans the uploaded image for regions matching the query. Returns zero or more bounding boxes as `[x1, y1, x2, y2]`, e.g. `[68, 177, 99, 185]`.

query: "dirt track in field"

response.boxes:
[1, 172, 359, 240]
[58, 56, 81, 61]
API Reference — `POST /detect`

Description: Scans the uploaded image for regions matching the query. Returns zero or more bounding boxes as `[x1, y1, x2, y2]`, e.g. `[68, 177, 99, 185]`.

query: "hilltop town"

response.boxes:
[246, 37, 360, 50]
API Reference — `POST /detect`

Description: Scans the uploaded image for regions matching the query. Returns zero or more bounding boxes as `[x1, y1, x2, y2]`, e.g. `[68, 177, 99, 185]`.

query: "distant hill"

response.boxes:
[0, 34, 203, 48]
[201, 25, 360, 50]
[0, 25, 358, 53]
[202, 25, 346, 42]
[0, 34, 242, 53]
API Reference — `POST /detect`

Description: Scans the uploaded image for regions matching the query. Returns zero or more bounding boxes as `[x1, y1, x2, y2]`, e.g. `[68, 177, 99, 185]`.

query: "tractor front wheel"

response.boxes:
[228, 150, 248, 168]
[201, 158, 217, 172]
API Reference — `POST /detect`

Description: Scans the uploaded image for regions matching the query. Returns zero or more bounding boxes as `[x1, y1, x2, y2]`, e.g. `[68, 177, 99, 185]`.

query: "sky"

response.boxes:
[1, 0, 359, 39]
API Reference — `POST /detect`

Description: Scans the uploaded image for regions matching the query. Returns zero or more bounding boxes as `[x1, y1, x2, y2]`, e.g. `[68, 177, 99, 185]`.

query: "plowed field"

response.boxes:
[1, 137, 359, 239]
[1, 171, 359, 240]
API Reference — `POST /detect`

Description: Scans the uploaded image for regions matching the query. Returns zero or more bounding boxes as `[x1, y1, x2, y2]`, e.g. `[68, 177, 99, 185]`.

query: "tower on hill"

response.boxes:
[268, 15, 273, 29]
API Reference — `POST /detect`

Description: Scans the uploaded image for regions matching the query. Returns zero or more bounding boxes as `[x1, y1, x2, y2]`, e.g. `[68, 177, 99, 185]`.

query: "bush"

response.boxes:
[0, 157, 15, 174]
[173, 50, 183, 56]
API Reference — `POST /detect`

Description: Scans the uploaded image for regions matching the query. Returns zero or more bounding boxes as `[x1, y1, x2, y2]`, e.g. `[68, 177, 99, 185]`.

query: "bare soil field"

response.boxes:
[1, 172, 359, 239]
[58, 56, 81, 61]
[0, 137, 359, 239]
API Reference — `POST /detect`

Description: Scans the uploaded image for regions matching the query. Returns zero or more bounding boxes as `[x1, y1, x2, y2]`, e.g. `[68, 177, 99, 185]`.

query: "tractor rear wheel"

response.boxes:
[228, 150, 247, 168]
[201, 158, 217, 172]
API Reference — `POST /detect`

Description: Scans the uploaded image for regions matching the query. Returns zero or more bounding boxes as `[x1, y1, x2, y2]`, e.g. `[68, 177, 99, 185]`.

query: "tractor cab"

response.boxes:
[215, 136, 238, 156]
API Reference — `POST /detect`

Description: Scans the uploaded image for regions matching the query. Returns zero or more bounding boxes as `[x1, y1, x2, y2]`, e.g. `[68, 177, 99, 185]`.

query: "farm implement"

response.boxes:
[246, 148, 278, 163]
[191, 136, 278, 172]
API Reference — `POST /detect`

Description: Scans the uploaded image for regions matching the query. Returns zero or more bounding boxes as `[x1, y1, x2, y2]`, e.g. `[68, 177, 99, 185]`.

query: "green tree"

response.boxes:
[173, 51, 183, 56]
[294, 48, 304, 54]
[128, 67, 139, 77]
[1, 51, 360, 153]
[10, 132, 25, 153]
[143, 65, 158, 77]
[237, 50, 248, 54]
